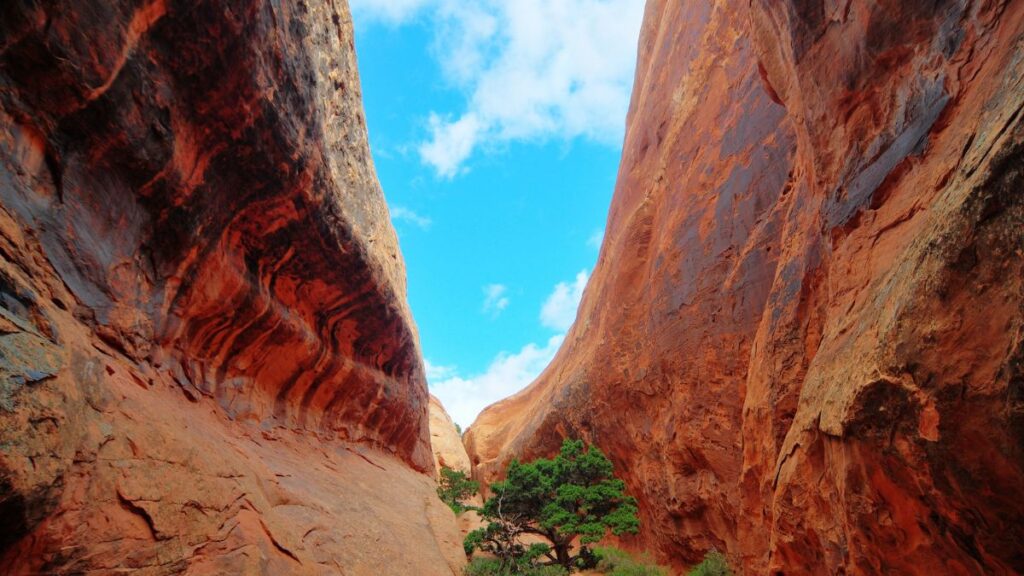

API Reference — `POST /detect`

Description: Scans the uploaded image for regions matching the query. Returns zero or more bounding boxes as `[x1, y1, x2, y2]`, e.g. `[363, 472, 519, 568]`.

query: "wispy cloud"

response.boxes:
[428, 335, 563, 429]
[419, 112, 482, 179]
[587, 228, 605, 250]
[430, 269, 591, 426]
[351, 0, 646, 178]
[424, 359, 457, 381]
[540, 270, 589, 331]
[482, 283, 510, 317]
[349, 0, 433, 24]
[390, 206, 433, 230]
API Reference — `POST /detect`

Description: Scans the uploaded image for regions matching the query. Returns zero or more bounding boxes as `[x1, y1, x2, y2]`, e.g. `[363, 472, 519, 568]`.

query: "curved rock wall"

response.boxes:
[465, 1, 1024, 574]
[0, 0, 460, 573]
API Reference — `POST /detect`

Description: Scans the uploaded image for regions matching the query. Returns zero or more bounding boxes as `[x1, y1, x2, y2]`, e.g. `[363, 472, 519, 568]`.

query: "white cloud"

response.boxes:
[390, 205, 433, 229]
[587, 228, 605, 249]
[429, 335, 564, 428]
[418, 112, 482, 179]
[353, 0, 646, 177]
[540, 270, 589, 331]
[424, 359, 456, 381]
[482, 283, 510, 317]
[427, 267, 593, 428]
[349, 0, 432, 24]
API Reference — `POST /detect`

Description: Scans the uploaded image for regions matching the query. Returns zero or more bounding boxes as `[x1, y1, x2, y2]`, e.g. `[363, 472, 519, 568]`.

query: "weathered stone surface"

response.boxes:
[429, 395, 484, 542]
[0, 0, 461, 573]
[429, 395, 472, 477]
[466, 1, 1024, 574]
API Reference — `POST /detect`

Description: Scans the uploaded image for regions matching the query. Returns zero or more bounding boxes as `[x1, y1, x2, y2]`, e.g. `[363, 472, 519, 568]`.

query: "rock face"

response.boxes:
[428, 396, 484, 539]
[465, 1, 1024, 574]
[429, 395, 472, 476]
[0, 0, 462, 573]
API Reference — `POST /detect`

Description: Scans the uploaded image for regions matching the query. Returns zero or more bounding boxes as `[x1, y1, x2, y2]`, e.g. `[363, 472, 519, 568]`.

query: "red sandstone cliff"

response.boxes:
[465, 1, 1024, 574]
[0, 0, 463, 573]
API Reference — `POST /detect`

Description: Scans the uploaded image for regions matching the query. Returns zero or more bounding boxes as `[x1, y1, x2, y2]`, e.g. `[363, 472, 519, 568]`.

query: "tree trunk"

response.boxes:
[555, 542, 571, 570]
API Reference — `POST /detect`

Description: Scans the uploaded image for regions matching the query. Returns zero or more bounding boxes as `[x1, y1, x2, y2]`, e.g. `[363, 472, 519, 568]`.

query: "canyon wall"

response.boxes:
[465, 1, 1024, 574]
[428, 396, 484, 538]
[430, 395, 472, 477]
[0, 0, 463, 573]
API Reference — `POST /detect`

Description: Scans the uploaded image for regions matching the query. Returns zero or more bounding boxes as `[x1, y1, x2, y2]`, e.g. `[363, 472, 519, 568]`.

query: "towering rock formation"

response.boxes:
[466, 1, 1024, 574]
[429, 395, 472, 477]
[428, 396, 484, 539]
[0, 0, 462, 573]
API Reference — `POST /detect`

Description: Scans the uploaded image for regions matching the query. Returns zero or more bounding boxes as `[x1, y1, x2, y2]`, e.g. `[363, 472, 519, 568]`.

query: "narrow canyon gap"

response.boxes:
[1, 0, 1023, 575]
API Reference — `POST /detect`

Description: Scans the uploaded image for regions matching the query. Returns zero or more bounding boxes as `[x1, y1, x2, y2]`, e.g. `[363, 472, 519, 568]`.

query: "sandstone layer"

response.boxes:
[428, 395, 484, 540]
[465, 1, 1024, 574]
[0, 0, 462, 573]
[429, 395, 472, 476]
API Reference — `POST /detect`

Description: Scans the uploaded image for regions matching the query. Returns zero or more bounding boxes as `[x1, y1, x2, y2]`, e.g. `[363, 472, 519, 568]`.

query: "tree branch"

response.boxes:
[519, 525, 557, 543]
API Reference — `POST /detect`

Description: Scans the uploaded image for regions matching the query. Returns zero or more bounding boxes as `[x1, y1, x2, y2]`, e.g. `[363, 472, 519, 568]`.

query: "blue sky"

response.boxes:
[349, 0, 645, 428]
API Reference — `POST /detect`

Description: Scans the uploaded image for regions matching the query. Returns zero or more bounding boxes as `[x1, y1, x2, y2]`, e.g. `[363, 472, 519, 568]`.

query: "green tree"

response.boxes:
[465, 439, 640, 572]
[438, 466, 479, 513]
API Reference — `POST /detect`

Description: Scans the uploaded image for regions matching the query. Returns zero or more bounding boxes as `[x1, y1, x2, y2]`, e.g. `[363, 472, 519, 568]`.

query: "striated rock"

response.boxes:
[466, 1, 1024, 574]
[0, 0, 461, 573]
[429, 395, 472, 476]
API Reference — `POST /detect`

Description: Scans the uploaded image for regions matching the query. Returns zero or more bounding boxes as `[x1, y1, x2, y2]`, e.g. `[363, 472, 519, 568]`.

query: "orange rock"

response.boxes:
[429, 395, 472, 477]
[429, 395, 484, 547]
[467, 1, 1024, 574]
[0, 0, 460, 573]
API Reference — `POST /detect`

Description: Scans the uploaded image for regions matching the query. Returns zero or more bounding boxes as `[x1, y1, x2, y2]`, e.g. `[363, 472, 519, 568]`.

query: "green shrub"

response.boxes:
[593, 546, 668, 576]
[463, 557, 568, 576]
[438, 466, 479, 514]
[687, 550, 731, 576]
[593, 546, 631, 567]
[463, 558, 504, 576]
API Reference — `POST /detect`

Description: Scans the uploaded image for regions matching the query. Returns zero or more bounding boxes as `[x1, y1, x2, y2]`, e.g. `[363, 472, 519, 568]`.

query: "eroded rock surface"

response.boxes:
[429, 395, 472, 476]
[428, 395, 484, 540]
[0, 0, 461, 573]
[466, 1, 1024, 574]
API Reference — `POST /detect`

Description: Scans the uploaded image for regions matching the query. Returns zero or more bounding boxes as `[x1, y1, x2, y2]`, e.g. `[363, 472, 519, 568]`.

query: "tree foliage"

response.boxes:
[465, 439, 640, 572]
[686, 550, 731, 576]
[464, 557, 567, 576]
[593, 546, 669, 576]
[438, 466, 479, 513]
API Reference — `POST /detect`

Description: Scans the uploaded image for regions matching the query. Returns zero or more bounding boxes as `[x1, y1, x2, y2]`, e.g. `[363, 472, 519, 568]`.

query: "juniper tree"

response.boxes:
[465, 439, 640, 572]
[437, 466, 479, 513]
